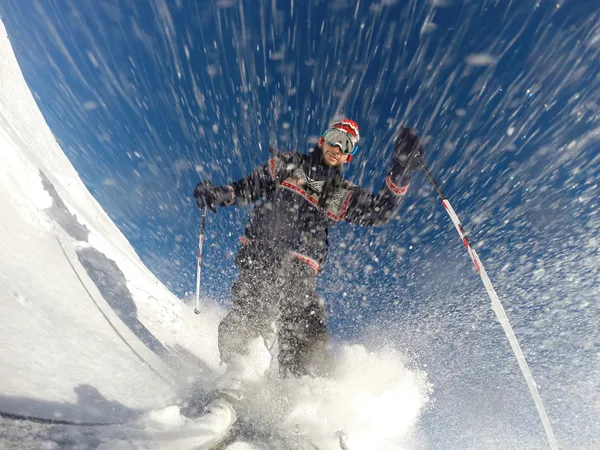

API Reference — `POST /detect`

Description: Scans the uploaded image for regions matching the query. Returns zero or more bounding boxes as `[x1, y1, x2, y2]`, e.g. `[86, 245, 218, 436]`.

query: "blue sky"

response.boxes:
[1, 0, 597, 334]
[2, 1, 599, 445]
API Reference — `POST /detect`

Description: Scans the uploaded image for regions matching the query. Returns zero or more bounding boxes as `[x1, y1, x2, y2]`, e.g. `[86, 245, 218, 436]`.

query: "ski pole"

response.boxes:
[415, 154, 558, 450]
[194, 207, 207, 314]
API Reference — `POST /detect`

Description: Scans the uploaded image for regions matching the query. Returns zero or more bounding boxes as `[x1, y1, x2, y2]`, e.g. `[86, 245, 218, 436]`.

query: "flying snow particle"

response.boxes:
[466, 53, 498, 67]
[420, 22, 437, 34]
[428, 0, 454, 7]
[269, 51, 284, 61]
[83, 101, 97, 111]
[174, 160, 192, 173]
[206, 65, 218, 77]
[216, 0, 235, 8]
[455, 109, 467, 117]
[212, 123, 219, 133]
[507, 126, 515, 136]
[87, 51, 99, 68]
[589, 30, 600, 47]
[102, 178, 117, 186]
[282, 122, 290, 129]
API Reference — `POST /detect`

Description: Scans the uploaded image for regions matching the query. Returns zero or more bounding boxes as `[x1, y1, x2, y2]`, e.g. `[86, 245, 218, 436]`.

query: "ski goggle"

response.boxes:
[322, 128, 359, 155]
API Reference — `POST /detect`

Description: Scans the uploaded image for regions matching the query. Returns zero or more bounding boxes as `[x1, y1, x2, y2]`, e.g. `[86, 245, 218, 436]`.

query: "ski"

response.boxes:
[181, 397, 348, 450]
[211, 419, 330, 450]
[336, 430, 350, 450]
[202, 422, 240, 450]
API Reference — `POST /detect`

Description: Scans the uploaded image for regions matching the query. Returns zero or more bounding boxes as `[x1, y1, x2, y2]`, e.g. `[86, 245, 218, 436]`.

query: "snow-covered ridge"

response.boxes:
[0, 17, 223, 422]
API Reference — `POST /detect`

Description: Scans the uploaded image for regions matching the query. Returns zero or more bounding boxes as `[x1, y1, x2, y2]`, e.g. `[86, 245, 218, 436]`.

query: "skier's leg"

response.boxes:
[188, 247, 278, 426]
[218, 246, 278, 364]
[277, 261, 329, 377]
[216, 246, 279, 400]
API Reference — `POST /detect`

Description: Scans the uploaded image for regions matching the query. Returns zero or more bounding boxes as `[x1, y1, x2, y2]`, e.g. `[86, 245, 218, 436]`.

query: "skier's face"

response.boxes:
[321, 140, 350, 166]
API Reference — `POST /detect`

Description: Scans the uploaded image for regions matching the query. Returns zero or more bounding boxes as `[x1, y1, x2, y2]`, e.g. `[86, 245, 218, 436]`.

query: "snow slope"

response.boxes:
[0, 12, 224, 433]
[0, 18, 429, 450]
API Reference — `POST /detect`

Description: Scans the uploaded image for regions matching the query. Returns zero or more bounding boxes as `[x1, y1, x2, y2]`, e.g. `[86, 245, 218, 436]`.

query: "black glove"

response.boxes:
[194, 181, 232, 213]
[393, 127, 425, 172]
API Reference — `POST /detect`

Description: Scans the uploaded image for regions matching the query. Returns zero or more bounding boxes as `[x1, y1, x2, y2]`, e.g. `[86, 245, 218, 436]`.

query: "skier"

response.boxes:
[192, 120, 424, 431]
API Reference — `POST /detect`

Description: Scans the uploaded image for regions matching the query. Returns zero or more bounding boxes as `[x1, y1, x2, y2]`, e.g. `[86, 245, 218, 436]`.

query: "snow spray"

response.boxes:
[416, 154, 558, 449]
[244, 344, 430, 449]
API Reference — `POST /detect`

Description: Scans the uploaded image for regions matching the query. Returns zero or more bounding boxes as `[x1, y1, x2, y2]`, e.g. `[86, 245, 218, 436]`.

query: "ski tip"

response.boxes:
[335, 430, 350, 450]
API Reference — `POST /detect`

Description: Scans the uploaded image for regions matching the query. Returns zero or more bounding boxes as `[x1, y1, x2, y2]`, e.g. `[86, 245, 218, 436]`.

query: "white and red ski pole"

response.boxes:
[194, 207, 207, 314]
[415, 154, 558, 450]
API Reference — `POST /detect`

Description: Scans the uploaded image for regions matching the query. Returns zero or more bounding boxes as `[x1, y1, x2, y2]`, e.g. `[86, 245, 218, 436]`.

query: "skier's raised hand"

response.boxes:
[394, 127, 425, 171]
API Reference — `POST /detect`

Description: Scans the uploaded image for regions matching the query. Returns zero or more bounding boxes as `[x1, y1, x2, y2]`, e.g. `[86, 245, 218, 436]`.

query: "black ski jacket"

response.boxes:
[214, 148, 412, 273]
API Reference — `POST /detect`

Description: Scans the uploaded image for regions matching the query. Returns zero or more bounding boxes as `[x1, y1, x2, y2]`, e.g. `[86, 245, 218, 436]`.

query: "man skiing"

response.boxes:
[193, 120, 424, 430]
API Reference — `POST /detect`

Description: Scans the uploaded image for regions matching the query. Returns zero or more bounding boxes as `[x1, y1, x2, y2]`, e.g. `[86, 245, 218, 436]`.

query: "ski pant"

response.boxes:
[218, 244, 329, 377]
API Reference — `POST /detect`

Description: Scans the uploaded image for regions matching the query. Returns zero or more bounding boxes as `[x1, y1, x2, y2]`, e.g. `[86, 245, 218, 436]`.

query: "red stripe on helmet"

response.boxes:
[331, 119, 360, 142]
